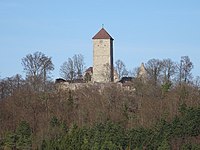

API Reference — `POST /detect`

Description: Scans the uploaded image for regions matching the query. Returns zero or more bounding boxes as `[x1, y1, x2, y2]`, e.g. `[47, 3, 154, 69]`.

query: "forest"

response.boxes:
[0, 51, 200, 149]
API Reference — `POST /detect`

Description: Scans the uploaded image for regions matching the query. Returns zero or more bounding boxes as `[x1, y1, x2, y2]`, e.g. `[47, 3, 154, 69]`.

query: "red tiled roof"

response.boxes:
[92, 28, 114, 40]
[85, 67, 93, 73]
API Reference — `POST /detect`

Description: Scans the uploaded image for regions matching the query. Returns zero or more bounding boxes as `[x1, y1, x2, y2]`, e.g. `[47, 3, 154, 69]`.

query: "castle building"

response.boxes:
[92, 28, 114, 82]
[138, 63, 148, 80]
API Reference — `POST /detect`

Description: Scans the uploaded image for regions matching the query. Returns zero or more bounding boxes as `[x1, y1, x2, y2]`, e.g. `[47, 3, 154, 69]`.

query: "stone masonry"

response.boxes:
[92, 28, 114, 82]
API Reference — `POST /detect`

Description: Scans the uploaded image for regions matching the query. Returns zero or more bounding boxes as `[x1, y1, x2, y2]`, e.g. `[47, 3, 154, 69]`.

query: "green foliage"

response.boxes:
[0, 139, 3, 149]
[172, 106, 200, 137]
[127, 127, 152, 149]
[60, 124, 85, 150]
[181, 143, 200, 150]
[4, 121, 32, 150]
[4, 132, 17, 149]
[101, 141, 120, 150]
[147, 119, 172, 149]
[87, 121, 126, 149]
[41, 121, 126, 150]
[126, 105, 200, 149]
[50, 116, 60, 127]
[161, 82, 172, 93]
[2, 105, 200, 150]
[16, 121, 32, 149]
[41, 117, 68, 150]
[157, 139, 171, 150]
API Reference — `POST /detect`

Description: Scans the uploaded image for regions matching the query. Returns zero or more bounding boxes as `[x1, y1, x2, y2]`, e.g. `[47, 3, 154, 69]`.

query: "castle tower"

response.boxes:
[92, 28, 114, 82]
[138, 63, 148, 81]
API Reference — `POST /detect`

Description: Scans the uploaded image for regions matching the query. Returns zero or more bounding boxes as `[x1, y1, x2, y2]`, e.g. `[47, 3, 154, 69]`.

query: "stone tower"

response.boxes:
[92, 28, 114, 82]
[138, 63, 148, 81]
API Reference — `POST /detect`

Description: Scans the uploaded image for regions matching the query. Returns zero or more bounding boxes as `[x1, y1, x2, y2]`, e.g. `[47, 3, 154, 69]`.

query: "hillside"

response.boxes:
[0, 78, 200, 149]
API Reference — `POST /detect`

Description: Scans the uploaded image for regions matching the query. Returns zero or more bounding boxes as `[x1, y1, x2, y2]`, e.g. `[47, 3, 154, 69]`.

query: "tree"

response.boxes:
[115, 59, 128, 80]
[177, 56, 193, 84]
[21, 51, 54, 90]
[145, 59, 163, 85]
[60, 54, 85, 82]
[73, 54, 85, 79]
[4, 121, 32, 150]
[0, 74, 24, 100]
[60, 57, 75, 81]
[160, 59, 176, 92]
[161, 59, 176, 84]
[15, 121, 32, 149]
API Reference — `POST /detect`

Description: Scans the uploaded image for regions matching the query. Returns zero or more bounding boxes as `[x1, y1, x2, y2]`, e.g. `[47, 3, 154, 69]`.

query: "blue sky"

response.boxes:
[0, 0, 200, 79]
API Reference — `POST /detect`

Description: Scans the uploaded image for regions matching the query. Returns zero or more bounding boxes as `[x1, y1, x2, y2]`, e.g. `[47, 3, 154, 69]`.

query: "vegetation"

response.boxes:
[0, 51, 200, 149]
[1, 106, 200, 149]
[115, 59, 128, 79]
[60, 54, 85, 82]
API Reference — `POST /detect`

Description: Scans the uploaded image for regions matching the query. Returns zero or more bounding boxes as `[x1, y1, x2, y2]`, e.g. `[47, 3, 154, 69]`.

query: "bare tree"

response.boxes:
[161, 59, 176, 84]
[145, 59, 163, 85]
[60, 54, 85, 82]
[21, 51, 54, 90]
[177, 56, 193, 84]
[0, 74, 24, 100]
[60, 58, 76, 81]
[115, 59, 128, 80]
[193, 76, 200, 89]
[73, 54, 85, 79]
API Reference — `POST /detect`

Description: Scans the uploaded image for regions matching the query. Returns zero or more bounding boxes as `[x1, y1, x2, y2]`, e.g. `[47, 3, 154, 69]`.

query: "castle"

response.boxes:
[56, 27, 147, 89]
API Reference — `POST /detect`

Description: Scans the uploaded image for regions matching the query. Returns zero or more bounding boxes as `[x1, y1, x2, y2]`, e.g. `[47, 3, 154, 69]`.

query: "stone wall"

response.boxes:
[93, 39, 113, 82]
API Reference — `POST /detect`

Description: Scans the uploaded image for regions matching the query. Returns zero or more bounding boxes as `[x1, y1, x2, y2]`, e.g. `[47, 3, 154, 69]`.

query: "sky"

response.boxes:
[0, 0, 200, 79]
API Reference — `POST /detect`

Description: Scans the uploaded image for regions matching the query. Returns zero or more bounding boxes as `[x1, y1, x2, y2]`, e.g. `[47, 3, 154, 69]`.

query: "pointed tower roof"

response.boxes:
[138, 63, 147, 78]
[92, 28, 114, 40]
